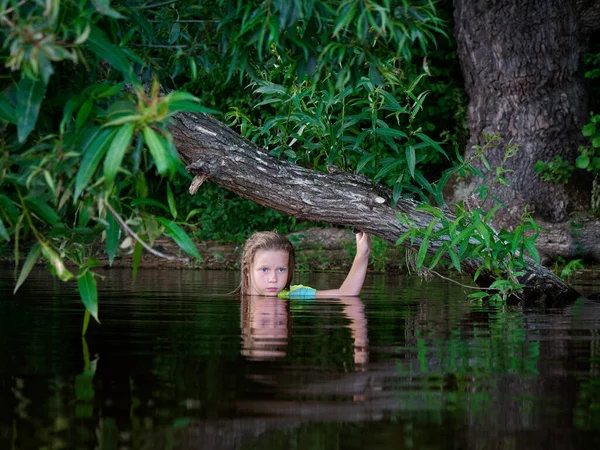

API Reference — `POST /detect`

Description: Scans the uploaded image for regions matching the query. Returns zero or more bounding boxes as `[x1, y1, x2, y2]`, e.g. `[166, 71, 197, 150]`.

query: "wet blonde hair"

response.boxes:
[234, 231, 296, 296]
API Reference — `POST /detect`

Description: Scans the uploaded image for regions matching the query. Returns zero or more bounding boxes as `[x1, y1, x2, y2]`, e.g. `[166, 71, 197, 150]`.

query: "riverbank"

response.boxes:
[2, 227, 599, 284]
[91, 227, 408, 273]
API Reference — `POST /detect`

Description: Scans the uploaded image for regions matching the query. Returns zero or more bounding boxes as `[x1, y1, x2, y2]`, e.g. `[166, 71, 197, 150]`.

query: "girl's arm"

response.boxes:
[315, 232, 371, 297]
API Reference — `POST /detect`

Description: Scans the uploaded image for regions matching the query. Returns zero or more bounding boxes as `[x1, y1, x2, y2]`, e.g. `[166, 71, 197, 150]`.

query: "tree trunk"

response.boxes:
[451, 0, 600, 263]
[170, 113, 581, 306]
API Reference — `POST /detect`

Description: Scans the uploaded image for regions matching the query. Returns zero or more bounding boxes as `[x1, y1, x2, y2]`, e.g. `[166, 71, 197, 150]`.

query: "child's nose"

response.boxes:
[269, 271, 278, 282]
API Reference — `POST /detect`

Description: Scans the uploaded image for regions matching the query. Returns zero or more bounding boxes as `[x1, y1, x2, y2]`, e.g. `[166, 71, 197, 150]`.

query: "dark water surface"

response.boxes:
[1, 267, 600, 449]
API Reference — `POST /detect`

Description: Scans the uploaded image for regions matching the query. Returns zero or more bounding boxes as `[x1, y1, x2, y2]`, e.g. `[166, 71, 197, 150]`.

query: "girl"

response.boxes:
[235, 230, 371, 298]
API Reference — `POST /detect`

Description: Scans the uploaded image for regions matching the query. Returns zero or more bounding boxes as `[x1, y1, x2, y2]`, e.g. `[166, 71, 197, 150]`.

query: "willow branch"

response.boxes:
[103, 201, 189, 263]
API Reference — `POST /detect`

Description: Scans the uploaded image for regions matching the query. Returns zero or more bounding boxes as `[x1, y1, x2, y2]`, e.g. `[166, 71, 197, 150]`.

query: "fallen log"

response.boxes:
[170, 113, 582, 306]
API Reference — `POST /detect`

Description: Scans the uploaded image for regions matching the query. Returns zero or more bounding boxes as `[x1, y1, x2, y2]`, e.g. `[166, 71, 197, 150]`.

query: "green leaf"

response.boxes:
[416, 203, 443, 219]
[157, 218, 202, 261]
[41, 244, 74, 281]
[448, 248, 462, 272]
[24, 196, 59, 225]
[0, 92, 16, 124]
[0, 219, 8, 242]
[142, 126, 170, 175]
[524, 239, 540, 264]
[86, 26, 133, 79]
[165, 91, 201, 103]
[185, 208, 201, 222]
[106, 100, 136, 120]
[14, 243, 42, 293]
[481, 155, 491, 171]
[467, 291, 489, 300]
[392, 182, 403, 204]
[75, 99, 94, 131]
[395, 229, 414, 246]
[87, 258, 102, 269]
[169, 22, 181, 43]
[0, 194, 19, 224]
[132, 241, 143, 282]
[429, 243, 448, 270]
[103, 123, 135, 187]
[379, 90, 404, 112]
[75, 127, 115, 200]
[93, 0, 123, 19]
[408, 73, 427, 93]
[510, 227, 523, 254]
[374, 127, 408, 139]
[582, 123, 596, 137]
[413, 172, 434, 195]
[415, 132, 448, 159]
[16, 76, 48, 143]
[374, 158, 403, 181]
[167, 183, 177, 219]
[475, 222, 491, 248]
[82, 309, 91, 336]
[405, 146, 416, 178]
[106, 205, 120, 265]
[131, 198, 169, 212]
[254, 82, 286, 95]
[78, 271, 99, 323]
[95, 82, 126, 98]
[416, 237, 429, 270]
[592, 136, 600, 148]
[451, 224, 476, 247]
[356, 152, 375, 173]
[103, 114, 142, 127]
[576, 155, 590, 169]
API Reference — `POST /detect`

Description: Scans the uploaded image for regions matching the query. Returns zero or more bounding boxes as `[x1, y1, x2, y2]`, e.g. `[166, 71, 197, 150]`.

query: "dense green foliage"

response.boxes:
[0, 0, 465, 322]
[1, 0, 575, 323]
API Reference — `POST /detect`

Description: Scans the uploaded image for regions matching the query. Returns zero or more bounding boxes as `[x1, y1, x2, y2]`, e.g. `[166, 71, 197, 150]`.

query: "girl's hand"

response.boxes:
[355, 231, 371, 258]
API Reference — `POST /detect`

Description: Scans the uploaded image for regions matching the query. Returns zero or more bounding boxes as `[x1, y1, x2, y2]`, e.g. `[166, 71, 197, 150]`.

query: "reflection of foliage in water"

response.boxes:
[395, 308, 539, 415]
[575, 376, 600, 431]
[574, 335, 600, 431]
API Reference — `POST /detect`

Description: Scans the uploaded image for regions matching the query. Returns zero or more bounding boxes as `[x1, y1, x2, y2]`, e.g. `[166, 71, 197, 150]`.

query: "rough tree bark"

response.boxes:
[170, 113, 581, 306]
[451, 0, 600, 263]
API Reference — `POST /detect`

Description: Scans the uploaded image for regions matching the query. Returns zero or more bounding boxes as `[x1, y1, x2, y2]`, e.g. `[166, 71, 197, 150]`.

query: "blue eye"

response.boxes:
[277, 268, 286, 273]
[261, 268, 268, 273]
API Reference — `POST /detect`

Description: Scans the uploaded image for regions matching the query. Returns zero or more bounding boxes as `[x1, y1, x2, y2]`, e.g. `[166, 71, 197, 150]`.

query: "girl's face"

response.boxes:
[249, 249, 290, 296]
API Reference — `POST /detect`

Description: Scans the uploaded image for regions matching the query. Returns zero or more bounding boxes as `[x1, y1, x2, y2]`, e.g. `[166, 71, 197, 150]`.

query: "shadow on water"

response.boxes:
[1, 267, 600, 449]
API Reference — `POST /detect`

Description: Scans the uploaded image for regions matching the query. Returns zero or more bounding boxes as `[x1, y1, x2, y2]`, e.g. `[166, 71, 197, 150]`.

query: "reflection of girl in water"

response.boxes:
[233, 231, 370, 298]
[240, 296, 290, 360]
[240, 295, 369, 366]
